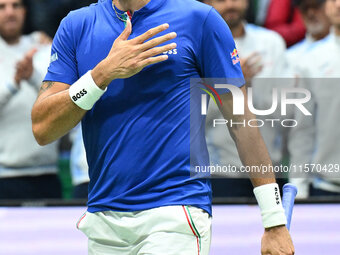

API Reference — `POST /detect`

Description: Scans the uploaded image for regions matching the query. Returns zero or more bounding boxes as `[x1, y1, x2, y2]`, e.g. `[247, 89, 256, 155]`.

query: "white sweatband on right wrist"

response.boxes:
[69, 70, 107, 110]
[253, 183, 287, 228]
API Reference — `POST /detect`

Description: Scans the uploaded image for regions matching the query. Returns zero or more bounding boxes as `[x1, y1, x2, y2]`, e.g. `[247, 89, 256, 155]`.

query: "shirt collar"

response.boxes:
[106, 0, 166, 15]
[135, 0, 166, 14]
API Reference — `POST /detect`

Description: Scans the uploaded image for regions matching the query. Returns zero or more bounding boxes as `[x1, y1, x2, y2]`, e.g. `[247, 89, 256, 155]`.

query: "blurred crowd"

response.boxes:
[22, 0, 96, 37]
[0, 0, 93, 200]
[0, 0, 339, 201]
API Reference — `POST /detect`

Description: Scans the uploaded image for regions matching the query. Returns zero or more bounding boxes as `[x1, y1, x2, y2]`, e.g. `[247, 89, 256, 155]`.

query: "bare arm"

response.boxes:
[217, 85, 275, 187]
[32, 20, 177, 145]
[216, 85, 294, 254]
[31, 81, 86, 145]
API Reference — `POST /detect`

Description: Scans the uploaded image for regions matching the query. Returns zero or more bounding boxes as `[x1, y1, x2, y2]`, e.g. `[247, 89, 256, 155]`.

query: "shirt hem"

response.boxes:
[87, 202, 212, 216]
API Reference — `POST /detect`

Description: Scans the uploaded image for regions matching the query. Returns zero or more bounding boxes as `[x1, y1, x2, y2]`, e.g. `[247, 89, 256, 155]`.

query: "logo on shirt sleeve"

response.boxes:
[230, 48, 240, 65]
[50, 52, 58, 63]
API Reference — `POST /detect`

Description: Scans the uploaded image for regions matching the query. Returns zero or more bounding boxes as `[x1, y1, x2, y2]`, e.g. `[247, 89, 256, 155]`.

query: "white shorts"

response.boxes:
[77, 205, 212, 255]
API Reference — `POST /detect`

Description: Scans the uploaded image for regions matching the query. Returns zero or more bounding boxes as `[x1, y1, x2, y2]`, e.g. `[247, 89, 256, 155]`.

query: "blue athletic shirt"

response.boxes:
[45, 0, 244, 215]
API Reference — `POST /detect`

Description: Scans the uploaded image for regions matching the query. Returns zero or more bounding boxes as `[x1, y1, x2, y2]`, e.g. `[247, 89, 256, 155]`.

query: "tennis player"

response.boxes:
[31, 0, 294, 254]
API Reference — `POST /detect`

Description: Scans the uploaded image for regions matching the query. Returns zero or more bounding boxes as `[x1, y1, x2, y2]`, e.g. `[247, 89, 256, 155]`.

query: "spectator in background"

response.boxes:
[70, 124, 89, 199]
[24, 0, 97, 37]
[286, 0, 331, 199]
[204, 0, 289, 197]
[265, 0, 306, 46]
[287, 0, 330, 65]
[246, 0, 272, 25]
[288, 0, 340, 198]
[0, 0, 61, 199]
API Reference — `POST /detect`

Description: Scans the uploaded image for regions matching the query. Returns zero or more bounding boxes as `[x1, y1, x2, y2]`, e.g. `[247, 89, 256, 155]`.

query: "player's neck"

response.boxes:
[230, 22, 245, 39]
[113, 0, 150, 12]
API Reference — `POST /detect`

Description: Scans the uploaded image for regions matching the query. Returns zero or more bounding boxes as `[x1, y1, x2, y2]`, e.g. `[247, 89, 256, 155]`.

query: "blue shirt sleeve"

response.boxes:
[197, 8, 244, 87]
[44, 15, 79, 85]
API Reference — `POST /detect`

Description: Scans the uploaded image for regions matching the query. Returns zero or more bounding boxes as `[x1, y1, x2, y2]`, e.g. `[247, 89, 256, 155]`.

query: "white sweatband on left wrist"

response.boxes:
[69, 70, 107, 110]
[253, 183, 287, 228]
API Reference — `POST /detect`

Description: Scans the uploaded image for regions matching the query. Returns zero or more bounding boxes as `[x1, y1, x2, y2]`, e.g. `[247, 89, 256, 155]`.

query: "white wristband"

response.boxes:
[69, 70, 106, 110]
[253, 183, 287, 228]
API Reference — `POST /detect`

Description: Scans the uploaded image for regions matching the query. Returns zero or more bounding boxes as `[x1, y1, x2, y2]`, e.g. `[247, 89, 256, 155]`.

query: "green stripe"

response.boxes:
[200, 88, 218, 106]
[185, 206, 201, 252]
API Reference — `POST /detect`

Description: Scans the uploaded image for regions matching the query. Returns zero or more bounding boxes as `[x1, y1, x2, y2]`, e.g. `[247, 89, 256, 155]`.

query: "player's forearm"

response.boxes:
[32, 89, 86, 145]
[231, 125, 276, 187]
[219, 86, 276, 186]
[219, 88, 293, 251]
[32, 22, 176, 146]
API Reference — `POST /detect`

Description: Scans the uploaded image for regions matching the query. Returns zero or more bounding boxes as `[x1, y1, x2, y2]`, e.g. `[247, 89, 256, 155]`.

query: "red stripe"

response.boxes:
[182, 206, 200, 255]
[76, 213, 86, 229]
[127, 11, 132, 20]
[201, 82, 223, 106]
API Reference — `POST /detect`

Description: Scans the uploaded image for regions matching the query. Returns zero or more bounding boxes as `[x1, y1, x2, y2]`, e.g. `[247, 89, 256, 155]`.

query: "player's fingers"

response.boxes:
[139, 55, 169, 69]
[286, 247, 294, 255]
[133, 23, 169, 44]
[261, 249, 272, 255]
[117, 18, 132, 41]
[139, 32, 177, 51]
[140, 43, 176, 59]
